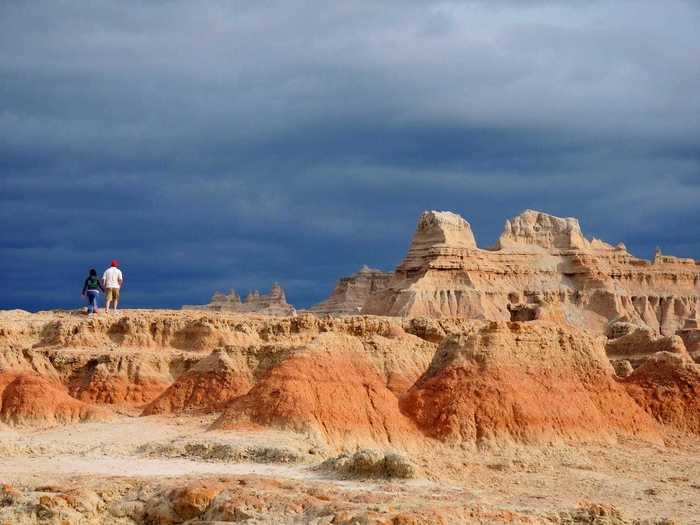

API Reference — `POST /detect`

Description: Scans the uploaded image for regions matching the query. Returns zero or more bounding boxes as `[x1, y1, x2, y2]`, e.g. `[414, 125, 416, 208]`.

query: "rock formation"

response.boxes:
[496, 209, 596, 251]
[623, 351, 700, 434]
[0, 373, 109, 427]
[676, 318, 700, 362]
[3, 309, 700, 443]
[360, 209, 700, 336]
[400, 321, 661, 446]
[605, 326, 690, 369]
[142, 349, 252, 415]
[183, 283, 295, 316]
[0, 310, 443, 432]
[309, 265, 392, 315]
[67, 356, 172, 406]
[211, 333, 420, 449]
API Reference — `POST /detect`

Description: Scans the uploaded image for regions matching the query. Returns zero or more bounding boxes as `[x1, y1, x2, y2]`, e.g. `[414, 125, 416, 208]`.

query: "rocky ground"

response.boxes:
[1, 309, 699, 524]
[2, 415, 698, 524]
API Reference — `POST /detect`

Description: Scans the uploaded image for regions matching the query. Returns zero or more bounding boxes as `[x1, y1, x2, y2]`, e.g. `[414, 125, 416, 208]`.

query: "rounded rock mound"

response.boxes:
[142, 349, 252, 415]
[622, 351, 700, 434]
[211, 333, 419, 449]
[0, 373, 109, 427]
[400, 321, 661, 446]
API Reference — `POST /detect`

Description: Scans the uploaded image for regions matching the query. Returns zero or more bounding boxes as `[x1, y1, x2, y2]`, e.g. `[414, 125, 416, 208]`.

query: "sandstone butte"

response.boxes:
[2, 209, 700, 524]
[315, 210, 700, 338]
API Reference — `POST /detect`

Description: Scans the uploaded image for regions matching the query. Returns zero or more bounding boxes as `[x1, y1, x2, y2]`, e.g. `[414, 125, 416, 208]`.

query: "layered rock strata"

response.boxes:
[361, 210, 700, 335]
[211, 333, 420, 449]
[142, 349, 252, 415]
[400, 321, 661, 446]
[3, 309, 700, 448]
[605, 327, 690, 369]
[0, 310, 441, 436]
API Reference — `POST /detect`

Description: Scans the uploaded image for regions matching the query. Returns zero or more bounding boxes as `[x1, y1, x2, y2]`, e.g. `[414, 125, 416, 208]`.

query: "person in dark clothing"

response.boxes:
[82, 268, 105, 314]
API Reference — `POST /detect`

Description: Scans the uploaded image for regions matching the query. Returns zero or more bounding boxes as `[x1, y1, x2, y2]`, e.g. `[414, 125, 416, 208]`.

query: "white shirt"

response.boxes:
[103, 267, 123, 289]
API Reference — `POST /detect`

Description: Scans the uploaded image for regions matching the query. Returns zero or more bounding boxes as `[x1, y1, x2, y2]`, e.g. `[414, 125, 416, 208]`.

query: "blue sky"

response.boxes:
[1, 0, 699, 310]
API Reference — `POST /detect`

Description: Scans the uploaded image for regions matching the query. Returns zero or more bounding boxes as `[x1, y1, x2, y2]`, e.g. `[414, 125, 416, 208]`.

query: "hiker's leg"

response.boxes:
[87, 291, 96, 314]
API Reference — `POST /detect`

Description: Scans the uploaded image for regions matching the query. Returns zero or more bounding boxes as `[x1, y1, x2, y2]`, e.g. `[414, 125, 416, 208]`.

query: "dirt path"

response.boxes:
[0, 416, 439, 494]
[0, 455, 309, 482]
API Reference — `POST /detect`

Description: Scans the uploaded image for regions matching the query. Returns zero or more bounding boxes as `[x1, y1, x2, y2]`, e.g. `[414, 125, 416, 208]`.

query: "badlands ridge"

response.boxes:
[323, 210, 700, 337]
[1, 209, 700, 524]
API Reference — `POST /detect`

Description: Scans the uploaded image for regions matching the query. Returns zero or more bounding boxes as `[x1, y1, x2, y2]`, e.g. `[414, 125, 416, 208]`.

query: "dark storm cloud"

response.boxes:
[1, 0, 699, 310]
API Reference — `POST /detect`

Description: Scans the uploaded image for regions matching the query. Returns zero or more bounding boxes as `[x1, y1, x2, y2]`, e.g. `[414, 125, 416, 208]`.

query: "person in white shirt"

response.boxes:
[102, 260, 124, 312]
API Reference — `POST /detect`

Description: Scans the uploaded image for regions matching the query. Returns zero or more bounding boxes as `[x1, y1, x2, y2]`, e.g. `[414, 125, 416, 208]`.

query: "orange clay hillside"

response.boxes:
[400, 321, 662, 446]
[0, 372, 109, 426]
[210, 333, 422, 449]
[142, 349, 253, 415]
[1, 309, 699, 445]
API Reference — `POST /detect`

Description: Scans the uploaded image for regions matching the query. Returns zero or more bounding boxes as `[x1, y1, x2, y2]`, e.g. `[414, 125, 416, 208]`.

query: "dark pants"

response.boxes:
[86, 290, 99, 313]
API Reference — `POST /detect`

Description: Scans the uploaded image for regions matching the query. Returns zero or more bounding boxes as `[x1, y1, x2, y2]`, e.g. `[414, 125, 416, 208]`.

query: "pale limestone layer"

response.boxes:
[361, 209, 700, 336]
[498, 209, 596, 251]
[399, 210, 477, 272]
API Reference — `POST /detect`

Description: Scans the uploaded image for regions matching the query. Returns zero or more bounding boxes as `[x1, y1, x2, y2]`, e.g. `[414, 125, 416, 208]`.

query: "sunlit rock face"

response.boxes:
[360, 209, 700, 335]
[496, 209, 593, 251]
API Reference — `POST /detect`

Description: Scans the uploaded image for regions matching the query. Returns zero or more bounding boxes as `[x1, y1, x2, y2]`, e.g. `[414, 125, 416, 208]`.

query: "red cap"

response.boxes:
[111, 260, 118, 267]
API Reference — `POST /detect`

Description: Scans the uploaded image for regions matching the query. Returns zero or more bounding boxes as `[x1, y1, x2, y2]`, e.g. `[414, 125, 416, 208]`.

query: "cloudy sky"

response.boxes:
[1, 0, 699, 310]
